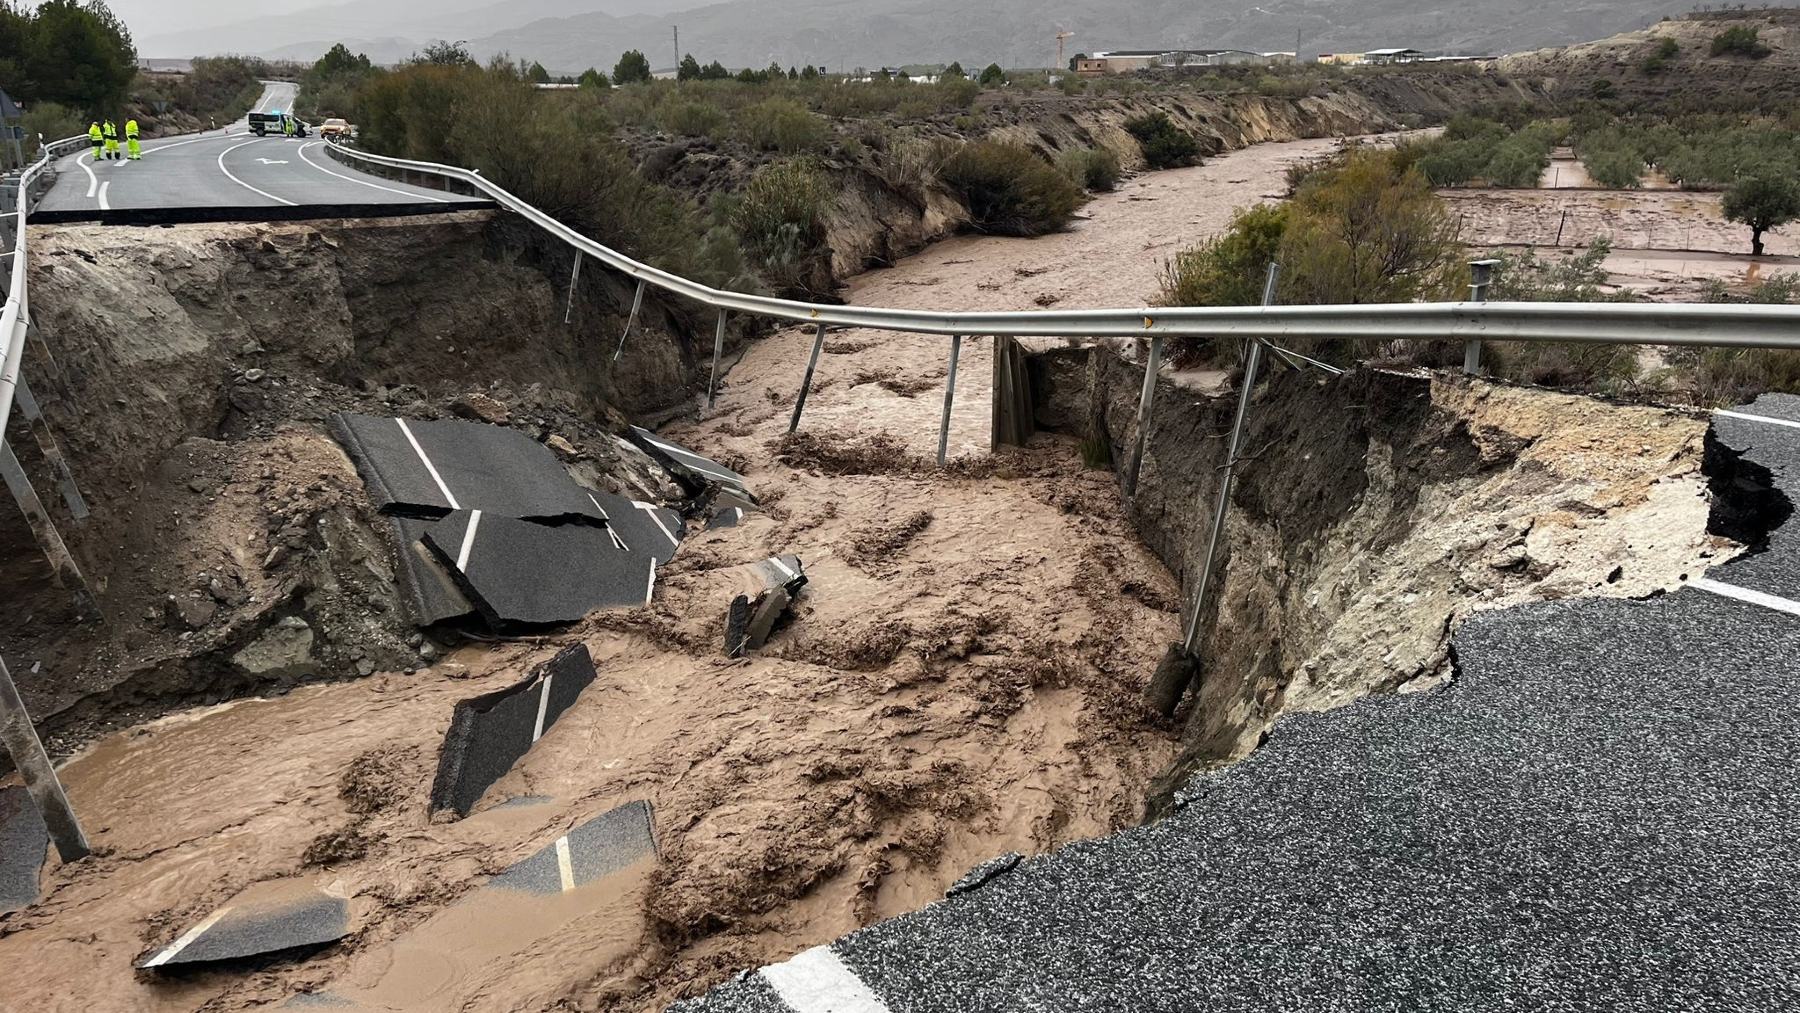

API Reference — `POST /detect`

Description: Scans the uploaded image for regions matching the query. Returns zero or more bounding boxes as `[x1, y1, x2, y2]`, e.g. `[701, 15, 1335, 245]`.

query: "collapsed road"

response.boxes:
[0, 133, 1784, 1012]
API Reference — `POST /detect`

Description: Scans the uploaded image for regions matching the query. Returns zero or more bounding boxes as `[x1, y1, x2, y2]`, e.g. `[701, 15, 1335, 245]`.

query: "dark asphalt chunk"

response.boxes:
[138, 881, 349, 970]
[422, 510, 655, 627]
[944, 853, 1023, 898]
[389, 517, 476, 626]
[674, 410, 1800, 1013]
[0, 785, 47, 914]
[725, 585, 797, 658]
[628, 426, 751, 494]
[748, 554, 806, 592]
[331, 413, 605, 524]
[1707, 394, 1800, 604]
[587, 489, 684, 566]
[429, 645, 597, 818]
[707, 507, 748, 530]
[490, 800, 658, 895]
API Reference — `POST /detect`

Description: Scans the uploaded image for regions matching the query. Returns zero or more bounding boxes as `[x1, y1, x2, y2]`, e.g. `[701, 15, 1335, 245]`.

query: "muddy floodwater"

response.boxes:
[0, 133, 1372, 1012]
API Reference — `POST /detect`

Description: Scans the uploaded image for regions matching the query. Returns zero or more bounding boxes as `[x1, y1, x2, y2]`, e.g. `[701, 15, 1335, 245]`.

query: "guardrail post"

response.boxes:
[13, 378, 87, 520]
[789, 323, 827, 433]
[1180, 263, 1279, 657]
[1463, 259, 1499, 376]
[707, 309, 728, 408]
[562, 253, 583, 325]
[0, 652, 89, 862]
[937, 335, 963, 468]
[1125, 335, 1164, 496]
[0, 440, 101, 621]
[611, 280, 647, 363]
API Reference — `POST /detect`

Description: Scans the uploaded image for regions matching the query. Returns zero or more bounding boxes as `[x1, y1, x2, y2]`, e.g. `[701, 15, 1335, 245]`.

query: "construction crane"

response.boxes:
[1055, 27, 1075, 73]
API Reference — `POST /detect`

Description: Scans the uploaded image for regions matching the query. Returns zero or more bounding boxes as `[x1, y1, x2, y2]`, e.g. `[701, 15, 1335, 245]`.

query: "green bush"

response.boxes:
[734, 97, 829, 152]
[1159, 203, 1289, 309]
[22, 100, 83, 150]
[1123, 112, 1202, 169]
[1582, 147, 1644, 188]
[658, 98, 726, 137]
[1711, 26, 1771, 59]
[1642, 36, 1680, 74]
[613, 49, 652, 84]
[730, 158, 832, 289]
[1055, 146, 1121, 191]
[978, 63, 1006, 85]
[938, 140, 1083, 236]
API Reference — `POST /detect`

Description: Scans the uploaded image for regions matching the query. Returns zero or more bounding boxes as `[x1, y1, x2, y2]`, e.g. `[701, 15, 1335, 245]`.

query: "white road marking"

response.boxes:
[633, 501, 680, 547]
[454, 509, 483, 572]
[79, 157, 98, 198]
[1692, 577, 1800, 619]
[554, 835, 576, 892]
[298, 140, 449, 202]
[641, 433, 742, 482]
[532, 673, 556, 741]
[767, 556, 798, 581]
[141, 133, 237, 157]
[255, 157, 290, 164]
[394, 418, 460, 510]
[584, 493, 611, 520]
[761, 946, 892, 1013]
[96, 181, 109, 211]
[217, 139, 297, 206]
[1716, 409, 1800, 432]
[645, 560, 658, 604]
[142, 907, 233, 968]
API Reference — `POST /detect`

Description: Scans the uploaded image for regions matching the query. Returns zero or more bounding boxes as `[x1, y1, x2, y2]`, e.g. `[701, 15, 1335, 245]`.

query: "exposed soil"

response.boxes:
[1442, 186, 1799, 300]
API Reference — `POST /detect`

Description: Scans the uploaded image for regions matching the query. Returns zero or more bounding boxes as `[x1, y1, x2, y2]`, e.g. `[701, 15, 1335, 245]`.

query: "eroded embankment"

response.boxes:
[1032, 348, 1730, 798]
[5, 210, 723, 749]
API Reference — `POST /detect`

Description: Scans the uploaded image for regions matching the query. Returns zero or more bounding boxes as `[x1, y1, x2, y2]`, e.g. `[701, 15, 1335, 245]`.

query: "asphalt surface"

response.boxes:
[140, 881, 348, 970]
[430, 644, 598, 817]
[490, 799, 658, 894]
[0, 785, 47, 915]
[36, 82, 487, 224]
[423, 508, 656, 626]
[673, 403, 1800, 1013]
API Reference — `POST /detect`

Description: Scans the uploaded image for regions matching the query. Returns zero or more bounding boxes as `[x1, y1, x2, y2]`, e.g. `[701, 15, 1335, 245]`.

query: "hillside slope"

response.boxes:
[144, 0, 1675, 69]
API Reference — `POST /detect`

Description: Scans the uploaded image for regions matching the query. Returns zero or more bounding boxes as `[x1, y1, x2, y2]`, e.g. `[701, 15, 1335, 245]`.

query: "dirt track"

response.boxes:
[0, 136, 1376, 1013]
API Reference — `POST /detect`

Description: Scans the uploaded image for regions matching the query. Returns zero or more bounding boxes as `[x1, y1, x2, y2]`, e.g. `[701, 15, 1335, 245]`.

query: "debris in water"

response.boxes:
[429, 645, 598, 818]
[137, 879, 350, 971]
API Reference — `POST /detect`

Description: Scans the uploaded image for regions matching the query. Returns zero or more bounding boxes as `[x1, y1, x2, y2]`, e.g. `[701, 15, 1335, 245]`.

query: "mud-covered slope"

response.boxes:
[1033, 348, 1727, 799]
[4, 211, 720, 749]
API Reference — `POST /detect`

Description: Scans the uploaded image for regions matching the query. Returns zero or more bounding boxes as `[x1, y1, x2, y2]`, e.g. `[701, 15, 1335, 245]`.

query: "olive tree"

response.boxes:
[1723, 175, 1800, 257]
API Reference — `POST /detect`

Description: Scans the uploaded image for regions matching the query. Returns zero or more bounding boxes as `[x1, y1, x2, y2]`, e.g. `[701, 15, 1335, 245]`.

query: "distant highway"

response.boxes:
[34, 82, 489, 224]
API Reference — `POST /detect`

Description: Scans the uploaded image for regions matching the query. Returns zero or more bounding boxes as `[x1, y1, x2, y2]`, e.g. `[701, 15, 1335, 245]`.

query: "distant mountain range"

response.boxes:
[142, 0, 1683, 73]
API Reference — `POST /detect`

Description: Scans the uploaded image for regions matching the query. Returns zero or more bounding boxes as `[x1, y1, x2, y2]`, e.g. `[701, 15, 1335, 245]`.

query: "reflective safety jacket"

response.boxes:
[125, 119, 139, 138]
[102, 121, 118, 139]
[88, 124, 102, 142]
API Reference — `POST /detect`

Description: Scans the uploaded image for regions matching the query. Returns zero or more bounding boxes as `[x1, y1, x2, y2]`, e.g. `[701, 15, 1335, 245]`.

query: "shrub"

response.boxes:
[22, 100, 83, 150]
[938, 140, 1083, 236]
[1583, 147, 1644, 188]
[1278, 148, 1461, 306]
[978, 63, 1007, 85]
[1055, 146, 1121, 191]
[1711, 26, 1771, 59]
[1123, 112, 1202, 169]
[735, 98, 830, 153]
[658, 98, 725, 137]
[1642, 36, 1680, 74]
[1677, 272, 1800, 404]
[731, 159, 833, 290]
[1160, 203, 1289, 309]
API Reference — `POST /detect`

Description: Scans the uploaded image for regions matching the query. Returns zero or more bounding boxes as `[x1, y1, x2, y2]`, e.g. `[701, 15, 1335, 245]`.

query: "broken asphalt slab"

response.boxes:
[138, 879, 350, 971]
[1, 784, 47, 915]
[388, 516, 477, 627]
[489, 800, 658, 895]
[422, 509, 656, 627]
[1705, 393, 1800, 605]
[628, 426, 751, 494]
[429, 644, 598, 818]
[330, 413, 606, 524]
[587, 488, 685, 566]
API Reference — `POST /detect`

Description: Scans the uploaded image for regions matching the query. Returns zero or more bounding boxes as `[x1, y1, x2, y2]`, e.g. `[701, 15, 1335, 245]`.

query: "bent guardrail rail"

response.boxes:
[1, 134, 87, 437]
[324, 142, 1800, 349]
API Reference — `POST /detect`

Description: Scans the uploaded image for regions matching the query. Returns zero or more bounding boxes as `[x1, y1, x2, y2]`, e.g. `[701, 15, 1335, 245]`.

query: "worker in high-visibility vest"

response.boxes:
[88, 122, 103, 161]
[102, 120, 120, 160]
[125, 118, 141, 160]
[282, 115, 295, 138]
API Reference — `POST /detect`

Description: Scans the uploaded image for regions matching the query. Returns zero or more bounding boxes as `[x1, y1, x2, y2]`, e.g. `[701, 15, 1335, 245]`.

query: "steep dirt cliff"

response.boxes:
[1031, 348, 1731, 800]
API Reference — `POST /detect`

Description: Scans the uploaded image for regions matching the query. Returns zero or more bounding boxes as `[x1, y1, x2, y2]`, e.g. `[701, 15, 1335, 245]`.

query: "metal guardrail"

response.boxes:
[325, 142, 1800, 350]
[0, 134, 88, 438]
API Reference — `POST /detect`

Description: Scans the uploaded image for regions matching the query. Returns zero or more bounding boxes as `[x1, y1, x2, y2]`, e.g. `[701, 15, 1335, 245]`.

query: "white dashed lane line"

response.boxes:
[1716, 409, 1800, 432]
[395, 418, 461, 510]
[760, 946, 892, 1013]
[1691, 577, 1800, 619]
